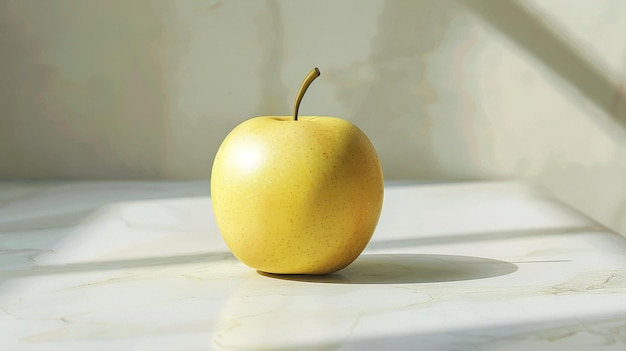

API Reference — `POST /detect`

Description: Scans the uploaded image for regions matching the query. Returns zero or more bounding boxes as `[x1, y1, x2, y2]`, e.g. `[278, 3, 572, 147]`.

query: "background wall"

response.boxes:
[1, 0, 626, 233]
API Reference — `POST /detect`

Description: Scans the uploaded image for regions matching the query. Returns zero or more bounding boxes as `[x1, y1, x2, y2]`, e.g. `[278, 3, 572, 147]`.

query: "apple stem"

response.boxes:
[293, 67, 321, 121]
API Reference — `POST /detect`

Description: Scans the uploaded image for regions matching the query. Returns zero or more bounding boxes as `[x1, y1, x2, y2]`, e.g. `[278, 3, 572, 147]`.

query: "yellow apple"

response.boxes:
[210, 68, 383, 275]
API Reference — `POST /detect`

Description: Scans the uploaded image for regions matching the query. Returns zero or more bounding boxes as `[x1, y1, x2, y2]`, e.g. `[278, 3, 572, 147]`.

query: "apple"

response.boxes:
[211, 68, 384, 275]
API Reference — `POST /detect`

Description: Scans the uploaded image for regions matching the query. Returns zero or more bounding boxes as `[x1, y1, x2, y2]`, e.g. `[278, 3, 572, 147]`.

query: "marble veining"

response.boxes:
[1, 180, 626, 350]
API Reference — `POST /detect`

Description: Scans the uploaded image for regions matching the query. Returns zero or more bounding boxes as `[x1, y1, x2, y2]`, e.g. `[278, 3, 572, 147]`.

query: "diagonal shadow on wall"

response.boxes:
[458, 0, 626, 129]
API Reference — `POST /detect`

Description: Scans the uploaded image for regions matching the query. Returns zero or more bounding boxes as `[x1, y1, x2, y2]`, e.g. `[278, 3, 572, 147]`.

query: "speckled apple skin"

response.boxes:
[210, 116, 384, 275]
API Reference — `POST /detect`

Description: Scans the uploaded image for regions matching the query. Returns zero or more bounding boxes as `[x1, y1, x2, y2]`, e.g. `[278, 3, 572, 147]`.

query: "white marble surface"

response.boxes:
[1, 180, 626, 350]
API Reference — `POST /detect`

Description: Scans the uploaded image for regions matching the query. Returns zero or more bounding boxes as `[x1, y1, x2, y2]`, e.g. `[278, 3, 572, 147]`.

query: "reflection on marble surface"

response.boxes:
[1, 180, 626, 350]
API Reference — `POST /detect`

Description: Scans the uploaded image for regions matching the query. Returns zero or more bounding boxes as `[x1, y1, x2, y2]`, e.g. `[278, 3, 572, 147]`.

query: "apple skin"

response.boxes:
[211, 116, 384, 275]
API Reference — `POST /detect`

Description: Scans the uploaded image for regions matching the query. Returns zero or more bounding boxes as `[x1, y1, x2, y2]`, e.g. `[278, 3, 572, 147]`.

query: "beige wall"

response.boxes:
[1, 0, 626, 233]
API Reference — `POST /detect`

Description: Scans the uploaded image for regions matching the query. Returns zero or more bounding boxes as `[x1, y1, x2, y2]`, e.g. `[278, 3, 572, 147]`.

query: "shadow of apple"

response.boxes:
[258, 253, 517, 284]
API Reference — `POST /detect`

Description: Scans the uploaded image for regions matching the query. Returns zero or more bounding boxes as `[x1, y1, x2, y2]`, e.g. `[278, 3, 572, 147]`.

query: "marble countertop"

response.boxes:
[1, 180, 626, 350]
